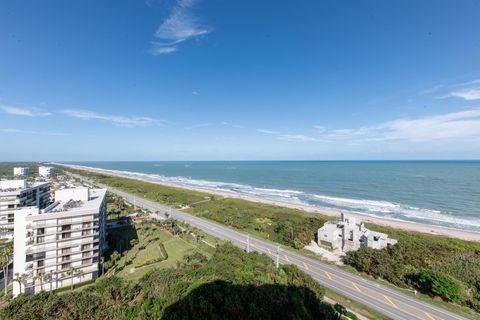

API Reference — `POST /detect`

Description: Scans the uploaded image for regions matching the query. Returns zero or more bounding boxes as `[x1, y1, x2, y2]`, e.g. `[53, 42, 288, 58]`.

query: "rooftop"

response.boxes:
[44, 188, 106, 214]
[0, 180, 49, 193]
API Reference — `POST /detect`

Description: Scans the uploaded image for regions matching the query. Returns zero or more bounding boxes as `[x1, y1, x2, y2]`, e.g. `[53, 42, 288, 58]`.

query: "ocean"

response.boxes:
[66, 161, 480, 232]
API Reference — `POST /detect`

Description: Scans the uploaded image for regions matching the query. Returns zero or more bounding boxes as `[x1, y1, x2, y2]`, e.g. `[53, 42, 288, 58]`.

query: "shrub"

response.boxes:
[410, 269, 462, 302]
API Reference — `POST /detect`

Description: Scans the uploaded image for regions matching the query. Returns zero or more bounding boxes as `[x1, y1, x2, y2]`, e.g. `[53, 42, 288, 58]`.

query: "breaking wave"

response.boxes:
[65, 164, 480, 232]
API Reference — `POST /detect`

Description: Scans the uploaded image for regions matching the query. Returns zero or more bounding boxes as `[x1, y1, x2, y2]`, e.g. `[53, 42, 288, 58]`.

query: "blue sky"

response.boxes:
[1, 0, 480, 161]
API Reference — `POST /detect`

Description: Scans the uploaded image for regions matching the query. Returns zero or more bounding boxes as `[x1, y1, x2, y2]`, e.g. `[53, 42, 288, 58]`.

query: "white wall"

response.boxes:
[0, 180, 26, 190]
[13, 207, 39, 297]
[55, 188, 90, 202]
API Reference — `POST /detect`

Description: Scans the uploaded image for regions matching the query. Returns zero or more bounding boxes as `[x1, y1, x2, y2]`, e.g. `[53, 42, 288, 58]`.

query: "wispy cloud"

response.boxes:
[257, 129, 280, 135]
[150, 0, 211, 55]
[0, 105, 51, 117]
[257, 129, 321, 142]
[0, 128, 68, 136]
[420, 84, 444, 95]
[431, 79, 480, 101]
[444, 88, 480, 101]
[317, 109, 480, 142]
[185, 122, 213, 130]
[191, 91, 200, 95]
[151, 45, 178, 55]
[61, 109, 162, 128]
[221, 121, 244, 129]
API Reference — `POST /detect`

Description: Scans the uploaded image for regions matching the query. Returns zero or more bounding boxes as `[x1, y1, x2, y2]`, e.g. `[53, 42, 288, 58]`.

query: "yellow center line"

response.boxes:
[383, 295, 398, 309]
[424, 311, 436, 320]
[285, 257, 433, 320]
[352, 282, 361, 292]
[192, 227, 440, 320]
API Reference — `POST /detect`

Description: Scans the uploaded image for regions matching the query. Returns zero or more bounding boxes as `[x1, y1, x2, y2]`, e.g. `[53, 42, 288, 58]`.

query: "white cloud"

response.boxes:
[185, 122, 213, 130]
[447, 88, 480, 101]
[278, 134, 321, 142]
[191, 91, 200, 95]
[0, 105, 51, 117]
[257, 129, 280, 135]
[0, 128, 68, 136]
[150, 0, 211, 55]
[420, 84, 444, 95]
[320, 109, 480, 142]
[150, 45, 178, 55]
[61, 109, 161, 127]
[258, 109, 480, 145]
[257, 129, 321, 142]
[432, 79, 480, 101]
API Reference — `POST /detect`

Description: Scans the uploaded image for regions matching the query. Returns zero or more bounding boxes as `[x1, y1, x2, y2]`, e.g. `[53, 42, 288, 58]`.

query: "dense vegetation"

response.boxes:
[1, 243, 339, 320]
[344, 225, 480, 311]
[60, 166, 480, 313]
[64, 168, 330, 249]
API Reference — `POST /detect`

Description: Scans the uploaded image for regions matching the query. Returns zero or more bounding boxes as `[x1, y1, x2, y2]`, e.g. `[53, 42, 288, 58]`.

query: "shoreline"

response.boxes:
[60, 163, 480, 242]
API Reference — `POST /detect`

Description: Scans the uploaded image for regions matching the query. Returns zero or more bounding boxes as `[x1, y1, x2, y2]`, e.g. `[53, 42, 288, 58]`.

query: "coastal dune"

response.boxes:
[61, 163, 480, 242]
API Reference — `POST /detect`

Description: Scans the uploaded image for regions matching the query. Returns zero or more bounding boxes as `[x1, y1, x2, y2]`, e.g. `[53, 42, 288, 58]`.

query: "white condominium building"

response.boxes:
[0, 180, 51, 239]
[14, 167, 30, 177]
[13, 187, 107, 297]
[39, 166, 56, 178]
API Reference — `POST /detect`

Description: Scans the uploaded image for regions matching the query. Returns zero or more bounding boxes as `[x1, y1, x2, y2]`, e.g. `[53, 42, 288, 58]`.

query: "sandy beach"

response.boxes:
[62, 164, 480, 242]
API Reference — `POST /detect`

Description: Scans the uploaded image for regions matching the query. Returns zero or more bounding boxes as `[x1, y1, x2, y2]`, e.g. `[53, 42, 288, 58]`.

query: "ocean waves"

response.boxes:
[67, 164, 480, 232]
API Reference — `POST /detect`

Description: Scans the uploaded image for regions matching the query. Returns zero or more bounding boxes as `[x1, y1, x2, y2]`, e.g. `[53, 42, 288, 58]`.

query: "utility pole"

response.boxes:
[276, 245, 281, 268]
[246, 234, 250, 253]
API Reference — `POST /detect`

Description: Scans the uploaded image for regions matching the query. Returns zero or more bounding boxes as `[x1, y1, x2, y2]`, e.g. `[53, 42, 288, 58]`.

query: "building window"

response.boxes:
[82, 222, 91, 228]
[62, 255, 71, 262]
[8, 204, 15, 209]
[81, 244, 91, 251]
[82, 230, 91, 236]
[61, 232, 71, 239]
[37, 260, 45, 267]
[61, 247, 71, 254]
[82, 258, 91, 265]
[61, 263, 70, 270]
[36, 236, 45, 244]
[61, 225, 71, 231]
[37, 228, 45, 235]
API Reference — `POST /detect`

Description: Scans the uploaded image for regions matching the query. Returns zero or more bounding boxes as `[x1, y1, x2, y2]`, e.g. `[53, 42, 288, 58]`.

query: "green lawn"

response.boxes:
[58, 165, 480, 317]
[109, 222, 216, 281]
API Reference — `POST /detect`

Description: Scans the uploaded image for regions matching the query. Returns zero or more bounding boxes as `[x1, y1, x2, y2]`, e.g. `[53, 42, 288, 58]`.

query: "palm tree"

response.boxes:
[37, 271, 45, 291]
[1, 244, 13, 296]
[33, 273, 42, 292]
[46, 270, 54, 291]
[13, 273, 24, 294]
[66, 267, 75, 291]
[111, 251, 120, 269]
[76, 269, 84, 282]
[0, 255, 7, 296]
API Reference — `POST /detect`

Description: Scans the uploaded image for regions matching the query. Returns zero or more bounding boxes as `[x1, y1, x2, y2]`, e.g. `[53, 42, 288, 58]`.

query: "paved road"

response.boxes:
[74, 174, 465, 320]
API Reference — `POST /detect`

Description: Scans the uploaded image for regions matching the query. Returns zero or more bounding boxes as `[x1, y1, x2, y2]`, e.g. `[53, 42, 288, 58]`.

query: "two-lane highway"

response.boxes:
[72, 173, 465, 320]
